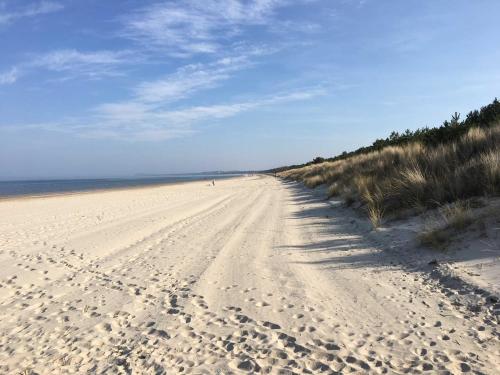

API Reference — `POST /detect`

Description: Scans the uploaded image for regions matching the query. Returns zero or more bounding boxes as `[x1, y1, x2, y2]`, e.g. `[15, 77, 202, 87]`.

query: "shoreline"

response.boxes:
[0, 174, 248, 202]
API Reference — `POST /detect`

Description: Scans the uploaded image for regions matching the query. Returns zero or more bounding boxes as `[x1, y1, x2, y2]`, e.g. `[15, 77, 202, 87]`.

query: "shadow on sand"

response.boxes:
[277, 179, 499, 302]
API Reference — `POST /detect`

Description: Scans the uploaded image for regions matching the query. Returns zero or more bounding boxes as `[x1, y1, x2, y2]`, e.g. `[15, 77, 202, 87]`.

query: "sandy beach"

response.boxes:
[0, 175, 498, 374]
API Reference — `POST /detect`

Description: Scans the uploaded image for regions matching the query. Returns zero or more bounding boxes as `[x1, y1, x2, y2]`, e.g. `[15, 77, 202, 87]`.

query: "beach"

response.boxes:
[0, 175, 498, 374]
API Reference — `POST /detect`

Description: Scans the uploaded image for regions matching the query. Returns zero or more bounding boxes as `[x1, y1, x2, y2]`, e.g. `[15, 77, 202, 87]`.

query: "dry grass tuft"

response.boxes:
[304, 175, 326, 188]
[441, 201, 474, 230]
[419, 227, 450, 249]
[418, 201, 474, 248]
[367, 204, 384, 228]
[362, 184, 384, 228]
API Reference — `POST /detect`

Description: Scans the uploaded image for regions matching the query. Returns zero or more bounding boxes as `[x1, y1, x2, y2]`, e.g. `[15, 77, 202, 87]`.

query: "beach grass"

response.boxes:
[279, 123, 500, 227]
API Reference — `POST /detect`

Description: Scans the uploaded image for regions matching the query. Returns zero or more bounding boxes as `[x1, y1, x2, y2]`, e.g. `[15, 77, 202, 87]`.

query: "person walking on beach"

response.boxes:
[212, 180, 215, 186]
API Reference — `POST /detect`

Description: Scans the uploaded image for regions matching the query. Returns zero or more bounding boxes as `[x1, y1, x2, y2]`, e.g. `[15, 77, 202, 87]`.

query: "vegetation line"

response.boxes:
[276, 99, 500, 229]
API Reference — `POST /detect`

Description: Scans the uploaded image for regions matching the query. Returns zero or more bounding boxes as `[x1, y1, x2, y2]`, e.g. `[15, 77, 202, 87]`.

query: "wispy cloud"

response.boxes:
[121, 0, 289, 56]
[135, 55, 254, 103]
[31, 49, 135, 78]
[3, 43, 270, 85]
[5, 87, 325, 141]
[1, 0, 329, 143]
[0, 67, 20, 84]
[1, 49, 136, 84]
[0, 1, 63, 26]
[85, 86, 325, 140]
[33, 49, 129, 71]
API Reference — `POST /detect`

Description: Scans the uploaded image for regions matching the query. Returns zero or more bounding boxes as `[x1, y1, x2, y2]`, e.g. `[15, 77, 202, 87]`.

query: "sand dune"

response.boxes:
[0, 176, 498, 374]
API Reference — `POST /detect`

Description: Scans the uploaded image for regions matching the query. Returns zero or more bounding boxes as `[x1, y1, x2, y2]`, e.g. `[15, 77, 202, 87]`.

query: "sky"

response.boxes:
[0, 0, 499, 179]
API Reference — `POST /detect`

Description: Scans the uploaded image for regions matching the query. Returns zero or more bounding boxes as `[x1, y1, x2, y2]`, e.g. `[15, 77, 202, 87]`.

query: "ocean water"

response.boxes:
[0, 174, 242, 198]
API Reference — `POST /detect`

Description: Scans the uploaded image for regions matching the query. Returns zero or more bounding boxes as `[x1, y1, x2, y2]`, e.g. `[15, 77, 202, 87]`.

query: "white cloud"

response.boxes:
[31, 49, 135, 78]
[34, 50, 127, 71]
[88, 88, 322, 140]
[2, 40, 269, 86]
[0, 1, 63, 26]
[1, 49, 135, 84]
[30, 49, 141, 79]
[121, 0, 288, 55]
[0, 67, 20, 84]
[0, 0, 328, 142]
[135, 55, 252, 103]
[4, 87, 324, 141]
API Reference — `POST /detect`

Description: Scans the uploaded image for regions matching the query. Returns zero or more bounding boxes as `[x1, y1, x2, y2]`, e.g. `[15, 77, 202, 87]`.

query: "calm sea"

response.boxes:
[0, 174, 243, 198]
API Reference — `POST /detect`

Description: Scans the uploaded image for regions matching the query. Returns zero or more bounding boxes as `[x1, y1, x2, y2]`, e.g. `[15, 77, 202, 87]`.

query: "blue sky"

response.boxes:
[0, 0, 499, 178]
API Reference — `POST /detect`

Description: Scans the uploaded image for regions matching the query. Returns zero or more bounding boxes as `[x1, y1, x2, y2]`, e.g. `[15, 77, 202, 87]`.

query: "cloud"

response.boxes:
[0, 0, 329, 142]
[4, 87, 324, 141]
[33, 49, 128, 71]
[0, 1, 63, 26]
[90, 87, 324, 140]
[0, 67, 20, 84]
[4, 43, 267, 85]
[1, 49, 136, 84]
[31, 49, 135, 78]
[121, 0, 288, 55]
[135, 55, 253, 103]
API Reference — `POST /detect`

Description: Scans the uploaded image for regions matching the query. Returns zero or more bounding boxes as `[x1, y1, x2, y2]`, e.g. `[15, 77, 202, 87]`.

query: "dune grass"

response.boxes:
[419, 200, 475, 248]
[279, 124, 500, 228]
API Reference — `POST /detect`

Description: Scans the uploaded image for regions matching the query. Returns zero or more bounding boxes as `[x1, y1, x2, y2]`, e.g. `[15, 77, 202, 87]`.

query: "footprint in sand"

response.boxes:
[262, 321, 281, 330]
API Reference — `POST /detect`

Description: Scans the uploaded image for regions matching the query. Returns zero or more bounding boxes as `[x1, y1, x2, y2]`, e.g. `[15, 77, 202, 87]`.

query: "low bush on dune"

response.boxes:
[278, 99, 500, 229]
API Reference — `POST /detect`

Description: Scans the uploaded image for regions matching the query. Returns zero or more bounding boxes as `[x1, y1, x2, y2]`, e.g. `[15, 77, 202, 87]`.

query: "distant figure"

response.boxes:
[212, 180, 215, 186]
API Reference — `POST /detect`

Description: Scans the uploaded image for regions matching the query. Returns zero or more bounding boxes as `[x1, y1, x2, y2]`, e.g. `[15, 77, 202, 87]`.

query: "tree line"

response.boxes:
[268, 98, 500, 173]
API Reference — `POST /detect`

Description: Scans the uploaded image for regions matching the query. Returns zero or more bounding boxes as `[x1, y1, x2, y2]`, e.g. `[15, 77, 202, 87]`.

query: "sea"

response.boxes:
[0, 174, 243, 198]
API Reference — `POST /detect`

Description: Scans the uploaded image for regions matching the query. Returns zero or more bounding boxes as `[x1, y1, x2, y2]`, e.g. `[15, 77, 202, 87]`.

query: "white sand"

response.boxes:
[0, 175, 498, 374]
